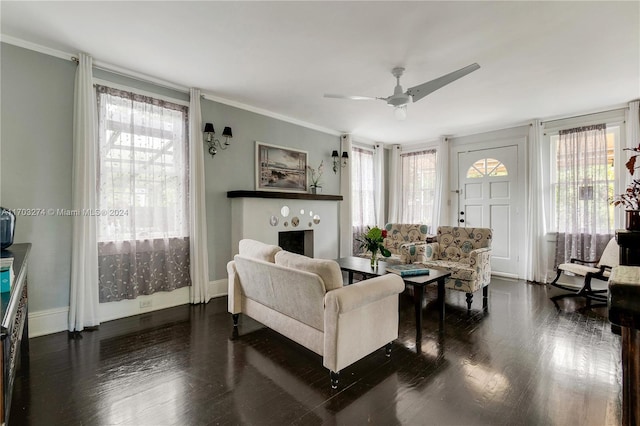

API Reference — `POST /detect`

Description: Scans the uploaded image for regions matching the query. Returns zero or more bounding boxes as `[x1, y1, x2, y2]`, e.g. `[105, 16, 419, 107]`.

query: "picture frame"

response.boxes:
[255, 141, 308, 192]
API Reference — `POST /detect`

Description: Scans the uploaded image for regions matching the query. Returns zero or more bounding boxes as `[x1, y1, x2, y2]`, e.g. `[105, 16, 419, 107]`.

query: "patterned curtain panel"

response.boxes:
[96, 85, 191, 302]
[554, 124, 613, 265]
[553, 232, 611, 270]
[351, 147, 376, 255]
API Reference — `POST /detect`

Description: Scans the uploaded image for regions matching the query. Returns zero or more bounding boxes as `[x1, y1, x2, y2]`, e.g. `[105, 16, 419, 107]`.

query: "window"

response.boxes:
[351, 147, 376, 253]
[551, 125, 616, 234]
[466, 158, 508, 178]
[551, 124, 617, 266]
[96, 85, 190, 302]
[400, 149, 437, 225]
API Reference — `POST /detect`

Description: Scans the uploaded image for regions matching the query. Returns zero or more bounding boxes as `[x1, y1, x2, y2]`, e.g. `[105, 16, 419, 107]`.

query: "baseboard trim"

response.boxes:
[492, 271, 519, 280]
[208, 279, 228, 299]
[28, 281, 228, 338]
[28, 307, 69, 338]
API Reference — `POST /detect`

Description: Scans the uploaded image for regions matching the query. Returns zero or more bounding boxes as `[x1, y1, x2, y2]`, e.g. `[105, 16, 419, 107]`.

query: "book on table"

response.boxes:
[386, 264, 430, 277]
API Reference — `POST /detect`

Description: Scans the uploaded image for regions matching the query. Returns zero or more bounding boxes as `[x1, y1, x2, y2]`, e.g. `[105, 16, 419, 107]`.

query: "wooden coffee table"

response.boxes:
[335, 256, 451, 340]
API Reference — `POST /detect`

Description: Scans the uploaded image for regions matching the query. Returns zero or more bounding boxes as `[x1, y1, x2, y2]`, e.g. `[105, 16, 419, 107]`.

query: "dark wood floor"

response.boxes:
[10, 278, 621, 425]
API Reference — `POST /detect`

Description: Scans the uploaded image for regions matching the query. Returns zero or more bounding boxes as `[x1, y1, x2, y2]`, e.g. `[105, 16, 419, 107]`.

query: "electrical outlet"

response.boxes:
[139, 300, 152, 309]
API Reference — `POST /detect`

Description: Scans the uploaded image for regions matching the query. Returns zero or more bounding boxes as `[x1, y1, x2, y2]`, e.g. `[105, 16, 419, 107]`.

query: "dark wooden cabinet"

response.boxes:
[616, 229, 640, 266]
[0, 243, 30, 425]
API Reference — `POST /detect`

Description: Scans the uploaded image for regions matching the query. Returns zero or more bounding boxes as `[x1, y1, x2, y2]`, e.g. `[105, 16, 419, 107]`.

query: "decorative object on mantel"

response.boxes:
[307, 160, 324, 194]
[281, 206, 290, 217]
[0, 207, 16, 250]
[203, 122, 233, 157]
[269, 215, 278, 226]
[256, 142, 307, 192]
[331, 150, 349, 173]
[611, 142, 640, 230]
[356, 226, 391, 268]
[292, 217, 300, 227]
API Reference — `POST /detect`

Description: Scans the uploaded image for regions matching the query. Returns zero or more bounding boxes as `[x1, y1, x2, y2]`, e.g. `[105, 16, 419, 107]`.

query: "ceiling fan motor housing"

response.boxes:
[387, 92, 411, 107]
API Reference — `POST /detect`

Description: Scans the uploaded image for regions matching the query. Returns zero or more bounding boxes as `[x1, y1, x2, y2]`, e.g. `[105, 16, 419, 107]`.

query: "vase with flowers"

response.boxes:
[611, 143, 640, 230]
[357, 226, 392, 268]
[308, 160, 324, 194]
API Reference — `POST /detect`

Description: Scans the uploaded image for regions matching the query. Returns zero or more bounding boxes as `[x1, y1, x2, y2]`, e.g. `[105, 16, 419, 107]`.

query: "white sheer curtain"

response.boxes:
[387, 145, 402, 223]
[400, 149, 437, 227]
[432, 137, 449, 227]
[524, 120, 547, 282]
[626, 101, 640, 182]
[555, 124, 612, 264]
[351, 146, 376, 254]
[373, 143, 385, 227]
[188, 88, 210, 304]
[96, 85, 191, 302]
[69, 53, 100, 332]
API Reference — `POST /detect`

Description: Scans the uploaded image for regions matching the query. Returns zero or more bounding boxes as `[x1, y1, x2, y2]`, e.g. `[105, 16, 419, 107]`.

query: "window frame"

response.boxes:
[543, 109, 626, 233]
[95, 81, 190, 243]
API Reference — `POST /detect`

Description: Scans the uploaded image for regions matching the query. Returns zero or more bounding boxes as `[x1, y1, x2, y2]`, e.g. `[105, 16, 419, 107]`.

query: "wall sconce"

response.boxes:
[331, 150, 349, 173]
[204, 123, 233, 157]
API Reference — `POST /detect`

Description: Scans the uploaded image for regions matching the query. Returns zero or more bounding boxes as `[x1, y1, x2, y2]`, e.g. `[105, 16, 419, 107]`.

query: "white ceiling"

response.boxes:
[2, 1, 639, 144]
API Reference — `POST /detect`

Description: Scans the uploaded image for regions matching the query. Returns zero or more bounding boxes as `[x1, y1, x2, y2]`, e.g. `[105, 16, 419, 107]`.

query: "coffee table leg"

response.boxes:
[414, 285, 423, 341]
[437, 278, 446, 331]
[348, 271, 354, 284]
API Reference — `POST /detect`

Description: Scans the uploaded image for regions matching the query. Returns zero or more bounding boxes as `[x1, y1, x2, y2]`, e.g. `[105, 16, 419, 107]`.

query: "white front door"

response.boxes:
[457, 145, 520, 277]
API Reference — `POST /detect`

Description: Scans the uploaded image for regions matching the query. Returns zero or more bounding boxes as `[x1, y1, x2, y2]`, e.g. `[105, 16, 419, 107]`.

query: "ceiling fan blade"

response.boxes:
[324, 94, 380, 101]
[406, 63, 480, 103]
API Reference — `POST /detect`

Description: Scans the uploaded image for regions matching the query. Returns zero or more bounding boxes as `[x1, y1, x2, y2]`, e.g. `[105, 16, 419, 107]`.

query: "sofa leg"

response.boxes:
[232, 314, 239, 327]
[330, 370, 340, 389]
[466, 293, 473, 310]
[483, 286, 489, 311]
[385, 342, 393, 357]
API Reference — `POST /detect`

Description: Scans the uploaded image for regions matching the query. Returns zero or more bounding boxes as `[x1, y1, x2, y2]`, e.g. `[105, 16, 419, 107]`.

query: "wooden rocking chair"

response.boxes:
[549, 237, 619, 305]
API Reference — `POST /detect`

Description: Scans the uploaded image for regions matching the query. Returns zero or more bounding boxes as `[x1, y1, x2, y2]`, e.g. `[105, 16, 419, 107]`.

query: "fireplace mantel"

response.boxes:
[227, 190, 342, 201]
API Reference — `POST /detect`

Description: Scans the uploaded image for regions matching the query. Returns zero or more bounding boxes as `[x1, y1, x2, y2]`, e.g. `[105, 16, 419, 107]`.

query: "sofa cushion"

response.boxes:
[275, 251, 343, 291]
[239, 239, 282, 263]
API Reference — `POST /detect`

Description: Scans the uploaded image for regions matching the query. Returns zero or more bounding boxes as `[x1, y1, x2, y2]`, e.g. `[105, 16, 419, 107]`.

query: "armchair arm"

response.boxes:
[399, 242, 427, 264]
[469, 247, 492, 287]
[420, 242, 439, 261]
[569, 257, 599, 265]
[323, 274, 404, 372]
[324, 274, 404, 315]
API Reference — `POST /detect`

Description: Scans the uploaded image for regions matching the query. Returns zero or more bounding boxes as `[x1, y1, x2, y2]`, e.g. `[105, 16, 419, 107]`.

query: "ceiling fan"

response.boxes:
[324, 63, 480, 121]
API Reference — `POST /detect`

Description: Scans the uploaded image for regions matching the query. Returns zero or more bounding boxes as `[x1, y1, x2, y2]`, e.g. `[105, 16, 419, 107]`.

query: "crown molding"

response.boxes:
[1, 34, 71, 61]
[201, 93, 341, 137]
[2, 34, 356, 139]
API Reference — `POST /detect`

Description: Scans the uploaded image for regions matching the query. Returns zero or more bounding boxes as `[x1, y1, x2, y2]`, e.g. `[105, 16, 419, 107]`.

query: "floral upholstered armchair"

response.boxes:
[359, 223, 429, 265]
[420, 226, 492, 310]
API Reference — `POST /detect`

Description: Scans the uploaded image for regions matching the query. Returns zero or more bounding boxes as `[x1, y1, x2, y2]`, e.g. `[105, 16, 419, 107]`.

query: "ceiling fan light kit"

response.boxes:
[324, 63, 480, 121]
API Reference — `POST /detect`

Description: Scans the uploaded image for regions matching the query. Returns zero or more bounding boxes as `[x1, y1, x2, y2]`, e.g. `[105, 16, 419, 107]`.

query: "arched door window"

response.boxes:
[466, 158, 508, 178]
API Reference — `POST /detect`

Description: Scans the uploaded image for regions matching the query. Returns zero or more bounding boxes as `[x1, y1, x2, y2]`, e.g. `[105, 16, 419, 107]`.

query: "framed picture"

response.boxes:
[256, 141, 308, 192]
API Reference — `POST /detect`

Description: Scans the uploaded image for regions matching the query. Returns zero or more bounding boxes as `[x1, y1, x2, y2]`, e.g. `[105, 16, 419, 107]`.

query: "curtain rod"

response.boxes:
[72, 56, 189, 94]
[541, 106, 628, 125]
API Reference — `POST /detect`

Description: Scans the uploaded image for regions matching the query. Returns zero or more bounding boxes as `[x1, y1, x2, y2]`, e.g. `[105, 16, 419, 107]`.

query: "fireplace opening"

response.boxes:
[279, 230, 314, 257]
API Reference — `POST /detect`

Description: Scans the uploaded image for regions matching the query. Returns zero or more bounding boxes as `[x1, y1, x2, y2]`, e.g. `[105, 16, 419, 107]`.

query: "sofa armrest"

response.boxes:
[324, 274, 404, 314]
[323, 274, 404, 372]
[469, 247, 492, 287]
[227, 260, 242, 314]
[424, 242, 440, 261]
[399, 242, 427, 264]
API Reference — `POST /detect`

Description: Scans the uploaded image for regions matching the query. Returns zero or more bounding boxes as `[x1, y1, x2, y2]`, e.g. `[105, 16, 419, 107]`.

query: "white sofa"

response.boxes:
[227, 239, 404, 388]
